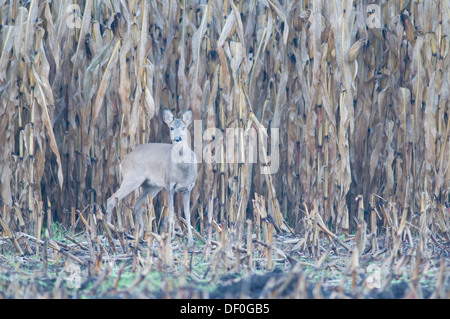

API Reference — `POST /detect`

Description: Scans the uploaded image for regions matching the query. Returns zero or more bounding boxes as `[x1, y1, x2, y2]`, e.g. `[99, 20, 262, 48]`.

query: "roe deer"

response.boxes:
[106, 109, 197, 245]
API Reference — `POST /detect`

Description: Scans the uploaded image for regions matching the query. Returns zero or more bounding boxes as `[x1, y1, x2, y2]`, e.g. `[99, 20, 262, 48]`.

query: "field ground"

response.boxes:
[0, 218, 448, 299]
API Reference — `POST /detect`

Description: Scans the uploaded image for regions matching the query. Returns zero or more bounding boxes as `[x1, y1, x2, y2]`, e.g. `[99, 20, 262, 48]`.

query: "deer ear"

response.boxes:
[182, 109, 193, 125]
[163, 108, 174, 124]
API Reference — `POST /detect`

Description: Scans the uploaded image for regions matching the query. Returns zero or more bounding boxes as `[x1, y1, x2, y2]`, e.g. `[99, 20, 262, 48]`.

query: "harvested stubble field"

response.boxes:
[0, 0, 449, 299]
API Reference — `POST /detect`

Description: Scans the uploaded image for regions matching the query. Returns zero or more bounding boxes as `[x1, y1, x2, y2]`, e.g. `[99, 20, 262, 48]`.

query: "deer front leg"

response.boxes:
[182, 190, 193, 246]
[166, 186, 176, 241]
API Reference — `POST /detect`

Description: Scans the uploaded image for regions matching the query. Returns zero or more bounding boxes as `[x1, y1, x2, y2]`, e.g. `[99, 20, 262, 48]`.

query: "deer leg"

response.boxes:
[134, 184, 162, 237]
[106, 177, 145, 223]
[182, 191, 193, 246]
[166, 186, 175, 241]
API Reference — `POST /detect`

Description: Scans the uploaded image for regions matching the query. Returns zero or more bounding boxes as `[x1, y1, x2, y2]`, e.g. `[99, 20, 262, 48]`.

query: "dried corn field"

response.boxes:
[0, 0, 449, 300]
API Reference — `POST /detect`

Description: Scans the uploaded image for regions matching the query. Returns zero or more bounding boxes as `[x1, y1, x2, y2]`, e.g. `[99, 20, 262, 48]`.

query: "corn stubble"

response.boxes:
[0, 0, 449, 298]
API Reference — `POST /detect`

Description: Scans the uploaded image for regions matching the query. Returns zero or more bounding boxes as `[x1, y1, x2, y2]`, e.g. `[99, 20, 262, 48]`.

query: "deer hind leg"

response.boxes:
[134, 183, 162, 237]
[106, 176, 145, 223]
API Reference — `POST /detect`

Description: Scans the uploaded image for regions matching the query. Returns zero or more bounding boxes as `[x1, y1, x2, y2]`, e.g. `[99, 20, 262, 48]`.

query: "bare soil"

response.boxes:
[1, 227, 448, 299]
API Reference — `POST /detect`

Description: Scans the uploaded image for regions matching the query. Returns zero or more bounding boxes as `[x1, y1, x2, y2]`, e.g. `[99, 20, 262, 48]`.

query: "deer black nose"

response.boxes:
[174, 137, 182, 143]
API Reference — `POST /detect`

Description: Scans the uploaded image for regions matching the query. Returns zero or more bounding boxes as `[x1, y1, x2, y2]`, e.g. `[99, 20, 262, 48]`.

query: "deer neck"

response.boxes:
[170, 141, 194, 165]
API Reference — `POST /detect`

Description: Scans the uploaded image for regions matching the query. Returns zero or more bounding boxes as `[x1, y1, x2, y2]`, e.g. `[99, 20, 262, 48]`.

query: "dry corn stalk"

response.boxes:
[0, 0, 447, 247]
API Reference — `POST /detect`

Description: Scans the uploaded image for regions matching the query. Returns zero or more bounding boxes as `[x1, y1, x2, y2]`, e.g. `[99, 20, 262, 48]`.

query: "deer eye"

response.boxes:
[170, 127, 174, 131]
